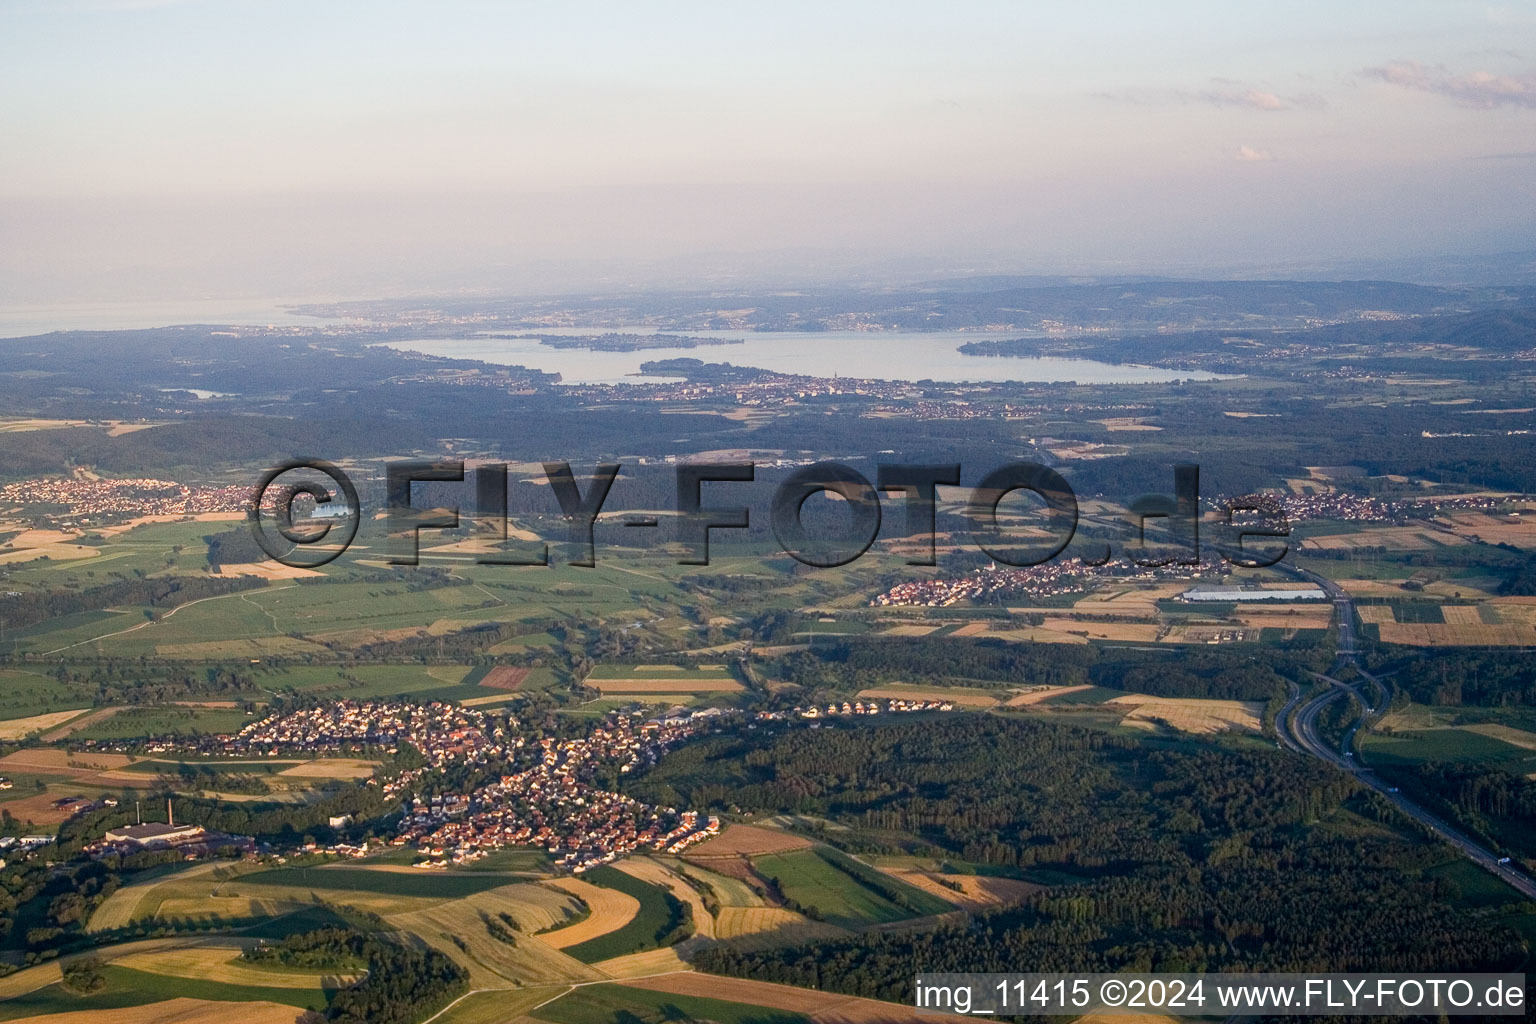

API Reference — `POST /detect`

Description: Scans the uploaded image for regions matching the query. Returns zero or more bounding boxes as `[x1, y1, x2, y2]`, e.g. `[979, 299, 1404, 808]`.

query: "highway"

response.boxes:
[1277, 565, 1536, 902]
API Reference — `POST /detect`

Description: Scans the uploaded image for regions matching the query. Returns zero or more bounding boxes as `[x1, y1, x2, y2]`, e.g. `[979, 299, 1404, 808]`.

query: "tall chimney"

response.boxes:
[136, 799, 141, 825]
[167, 798, 173, 828]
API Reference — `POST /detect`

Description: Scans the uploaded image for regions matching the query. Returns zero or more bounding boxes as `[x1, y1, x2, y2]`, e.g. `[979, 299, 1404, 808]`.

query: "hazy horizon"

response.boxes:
[2, 1, 1533, 304]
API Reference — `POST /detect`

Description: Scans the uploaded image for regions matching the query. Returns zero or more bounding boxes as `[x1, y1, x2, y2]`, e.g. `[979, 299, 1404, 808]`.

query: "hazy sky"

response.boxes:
[1, 0, 1533, 302]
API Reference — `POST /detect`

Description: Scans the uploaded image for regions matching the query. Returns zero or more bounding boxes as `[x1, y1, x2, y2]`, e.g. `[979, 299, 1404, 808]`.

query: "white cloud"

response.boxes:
[1234, 145, 1274, 162]
[1364, 60, 1536, 109]
[1099, 80, 1326, 112]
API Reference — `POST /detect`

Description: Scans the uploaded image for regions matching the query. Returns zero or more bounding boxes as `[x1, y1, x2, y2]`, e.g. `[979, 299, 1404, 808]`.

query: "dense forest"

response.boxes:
[763, 638, 1328, 702]
[665, 718, 1527, 1000]
[243, 926, 467, 1024]
[1378, 649, 1536, 707]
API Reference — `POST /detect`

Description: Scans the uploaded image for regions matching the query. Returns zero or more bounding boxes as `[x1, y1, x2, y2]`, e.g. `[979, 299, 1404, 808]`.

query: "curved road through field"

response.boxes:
[1278, 565, 1536, 901]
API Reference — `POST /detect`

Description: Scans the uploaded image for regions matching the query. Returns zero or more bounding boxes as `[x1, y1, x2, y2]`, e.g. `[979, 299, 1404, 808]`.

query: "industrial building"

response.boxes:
[1180, 586, 1326, 602]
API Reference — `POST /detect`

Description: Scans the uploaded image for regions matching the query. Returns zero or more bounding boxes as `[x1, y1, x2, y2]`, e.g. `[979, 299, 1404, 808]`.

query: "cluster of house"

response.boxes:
[1258, 491, 1393, 523]
[872, 558, 1212, 608]
[0, 475, 251, 527]
[561, 370, 921, 408]
[216, 700, 727, 873]
[756, 698, 956, 720]
[228, 700, 502, 772]
[394, 710, 726, 872]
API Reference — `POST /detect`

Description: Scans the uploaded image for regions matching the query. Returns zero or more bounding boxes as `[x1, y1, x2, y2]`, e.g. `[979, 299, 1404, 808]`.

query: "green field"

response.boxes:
[0, 667, 96, 720]
[238, 865, 515, 899]
[256, 664, 475, 699]
[69, 706, 254, 740]
[1042, 685, 1129, 705]
[451, 847, 553, 873]
[1362, 728, 1536, 768]
[115, 758, 299, 776]
[0, 965, 328, 1021]
[1426, 859, 1526, 909]
[531, 982, 808, 1024]
[561, 865, 682, 963]
[586, 663, 737, 680]
[752, 848, 943, 928]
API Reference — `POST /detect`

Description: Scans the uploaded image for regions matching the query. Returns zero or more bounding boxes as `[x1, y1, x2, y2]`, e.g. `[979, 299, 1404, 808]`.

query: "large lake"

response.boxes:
[0, 299, 340, 338]
[380, 329, 1226, 386]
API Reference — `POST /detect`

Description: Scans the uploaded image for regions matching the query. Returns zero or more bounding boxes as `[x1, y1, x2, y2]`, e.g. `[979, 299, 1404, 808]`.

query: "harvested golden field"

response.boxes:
[1436, 512, 1536, 548]
[615, 858, 714, 939]
[389, 888, 601, 989]
[0, 708, 90, 740]
[1234, 605, 1334, 629]
[686, 824, 811, 857]
[590, 942, 696, 978]
[459, 692, 519, 707]
[112, 943, 362, 988]
[1377, 622, 1535, 646]
[1006, 684, 1093, 706]
[1039, 618, 1163, 642]
[589, 677, 744, 693]
[151, 895, 296, 923]
[1095, 417, 1161, 431]
[622, 973, 976, 1024]
[871, 866, 1040, 911]
[1441, 605, 1486, 625]
[1109, 695, 1264, 734]
[1423, 581, 1504, 600]
[878, 624, 942, 637]
[1356, 605, 1397, 625]
[211, 562, 322, 580]
[1491, 598, 1536, 623]
[1073, 583, 1186, 615]
[431, 988, 566, 1024]
[0, 542, 99, 563]
[539, 877, 641, 950]
[857, 686, 998, 708]
[1337, 578, 1414, 597]
[987, 625, 1090, 644]
[673, 861, 760, 907]
[462, 881, 582, 932]
[1460, 723, 1536, 751]
[5, 999, 300, 1024]
[0, 747, 155, 799]
[87, 863, 228, 932]
[1304, 528, 1468, 551]
[0, 748, 133, 774]
[947, 621, 991, 637]
[5, 528, 82, 546]
[714, 907, 851, 951]
[0, 962, 60, 1000]
[276, 757, 379, 779]
[90, 513, 243, 538]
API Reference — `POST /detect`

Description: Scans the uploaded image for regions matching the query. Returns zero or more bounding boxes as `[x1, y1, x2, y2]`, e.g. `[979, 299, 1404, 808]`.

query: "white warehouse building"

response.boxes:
[1180, 586, 1327, 602]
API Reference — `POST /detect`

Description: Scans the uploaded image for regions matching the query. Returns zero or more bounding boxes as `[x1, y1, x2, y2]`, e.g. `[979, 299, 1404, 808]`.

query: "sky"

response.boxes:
[0, 0, 1533, 303]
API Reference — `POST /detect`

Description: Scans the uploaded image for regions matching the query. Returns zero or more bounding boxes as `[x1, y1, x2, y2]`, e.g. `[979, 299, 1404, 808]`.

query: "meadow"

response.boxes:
[531, 983, 810, 1024]
[751, 849, 943, 929]
[558, 865, 682, 964]
[237, 864, 516, 900]
[0, 965, 327, 1022]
